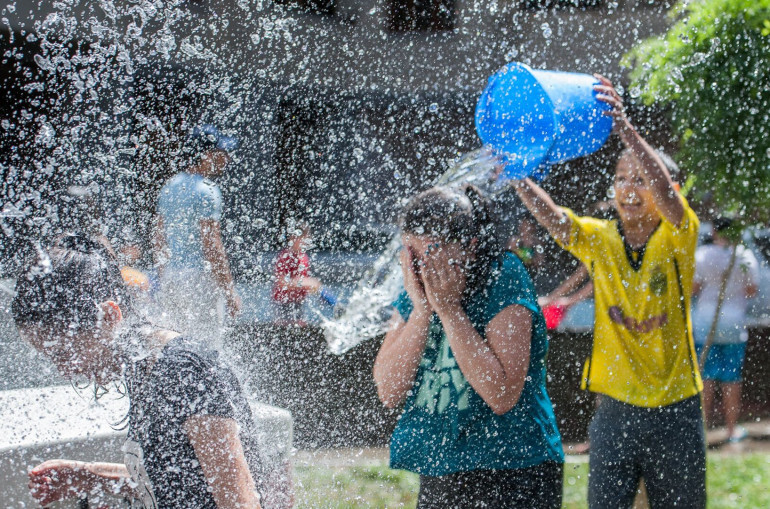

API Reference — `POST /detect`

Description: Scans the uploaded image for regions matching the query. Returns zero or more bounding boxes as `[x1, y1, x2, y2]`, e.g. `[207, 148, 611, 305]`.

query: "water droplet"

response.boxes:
[541, 23, 552, 39]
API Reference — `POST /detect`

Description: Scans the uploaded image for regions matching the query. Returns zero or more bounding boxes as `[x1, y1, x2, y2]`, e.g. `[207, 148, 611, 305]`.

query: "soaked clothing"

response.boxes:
[124, 336, 265, 508]
[588, 396, 706, 509]
[417, 461, 563, 509]
[557, 199, 702, 407]
[272, 249, 311, 304]
[696, 342, 747, 383]
[693, 243, 758, 345]
[390, 252, 563, 477]
[157, 173, 225, 341]
[157, 172, 223, 272]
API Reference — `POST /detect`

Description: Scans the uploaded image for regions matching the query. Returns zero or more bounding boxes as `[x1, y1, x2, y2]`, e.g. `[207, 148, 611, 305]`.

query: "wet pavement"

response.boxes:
[705, 420, 770, 455]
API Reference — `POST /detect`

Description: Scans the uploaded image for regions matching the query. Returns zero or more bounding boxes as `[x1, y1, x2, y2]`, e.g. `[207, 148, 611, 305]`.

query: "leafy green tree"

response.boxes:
[623, 0, 770, 223]
[624, 0, 770, 368]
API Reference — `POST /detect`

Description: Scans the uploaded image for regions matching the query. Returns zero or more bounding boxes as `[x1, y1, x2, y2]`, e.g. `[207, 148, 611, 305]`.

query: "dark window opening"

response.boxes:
[389, 0, 455, 32]
[274, 0, 336, 16]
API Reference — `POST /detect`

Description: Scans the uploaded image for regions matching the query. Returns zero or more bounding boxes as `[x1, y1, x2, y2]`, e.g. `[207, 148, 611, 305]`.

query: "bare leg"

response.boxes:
[722, 382, 742, 437]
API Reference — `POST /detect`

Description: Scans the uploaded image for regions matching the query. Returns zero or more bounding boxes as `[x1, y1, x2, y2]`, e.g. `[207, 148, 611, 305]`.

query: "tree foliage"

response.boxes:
[623, 0, 770, 224]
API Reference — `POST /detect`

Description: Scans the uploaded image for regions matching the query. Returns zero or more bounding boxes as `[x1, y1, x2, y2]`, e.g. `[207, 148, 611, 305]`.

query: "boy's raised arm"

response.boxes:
[512, 178, 572, 246]
[594, 74, 684, 226]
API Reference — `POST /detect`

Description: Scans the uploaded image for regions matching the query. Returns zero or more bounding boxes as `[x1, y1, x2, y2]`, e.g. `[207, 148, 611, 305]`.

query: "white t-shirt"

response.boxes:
[693, 243, 759, 344]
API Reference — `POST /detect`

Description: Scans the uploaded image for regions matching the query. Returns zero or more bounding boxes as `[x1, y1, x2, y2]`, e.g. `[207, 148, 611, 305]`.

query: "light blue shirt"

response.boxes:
[157, 173, 222, 271]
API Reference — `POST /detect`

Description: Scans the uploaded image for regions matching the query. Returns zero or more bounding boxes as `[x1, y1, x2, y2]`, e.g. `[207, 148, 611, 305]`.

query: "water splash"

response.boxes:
[318, 147, 506, 355]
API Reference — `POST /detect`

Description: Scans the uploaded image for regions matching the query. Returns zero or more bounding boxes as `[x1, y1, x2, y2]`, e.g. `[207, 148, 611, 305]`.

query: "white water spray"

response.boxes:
[318, 146, 508, 355]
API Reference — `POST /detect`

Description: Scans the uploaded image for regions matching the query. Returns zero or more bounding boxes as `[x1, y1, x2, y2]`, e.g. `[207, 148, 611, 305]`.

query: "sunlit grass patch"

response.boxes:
[294, 465, 419, 508]
[706, 453, 770, 509]
[562, 461, 589, 509]
[294, 453, 770, 508]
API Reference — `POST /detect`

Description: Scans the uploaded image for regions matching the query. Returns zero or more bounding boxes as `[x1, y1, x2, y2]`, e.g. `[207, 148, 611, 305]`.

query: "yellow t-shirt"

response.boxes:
[556, 201, 702, 407]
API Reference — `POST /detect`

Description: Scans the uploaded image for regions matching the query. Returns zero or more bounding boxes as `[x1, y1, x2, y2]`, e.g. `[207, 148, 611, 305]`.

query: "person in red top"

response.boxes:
[272, 223, 322, 324]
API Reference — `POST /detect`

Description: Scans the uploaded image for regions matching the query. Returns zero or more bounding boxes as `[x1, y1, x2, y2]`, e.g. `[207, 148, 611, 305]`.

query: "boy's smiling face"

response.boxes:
[613, 152, 657, 225]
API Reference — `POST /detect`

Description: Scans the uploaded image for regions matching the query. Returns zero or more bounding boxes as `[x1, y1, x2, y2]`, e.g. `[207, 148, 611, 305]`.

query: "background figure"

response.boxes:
[272, 222, 322, 325]
[514, 74, 705, 508]
[693, 217, 759, 443]
[374, 185, 564, 508]
[154, 125, 242, 343]
[538, 264, 592, 330]
[508, 217, 546, 272]
[507, 216, 555, 297]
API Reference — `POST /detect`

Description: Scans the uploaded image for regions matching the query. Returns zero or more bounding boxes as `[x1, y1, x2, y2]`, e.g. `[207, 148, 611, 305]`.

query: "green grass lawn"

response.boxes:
[294, 454, 770, 508]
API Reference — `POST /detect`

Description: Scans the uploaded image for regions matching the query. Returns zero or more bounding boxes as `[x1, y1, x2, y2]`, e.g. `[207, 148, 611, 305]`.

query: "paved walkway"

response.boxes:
[705, 420, 770, 455]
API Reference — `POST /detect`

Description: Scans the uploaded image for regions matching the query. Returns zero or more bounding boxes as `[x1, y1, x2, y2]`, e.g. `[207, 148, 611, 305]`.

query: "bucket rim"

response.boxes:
[474, 61, 559, 174]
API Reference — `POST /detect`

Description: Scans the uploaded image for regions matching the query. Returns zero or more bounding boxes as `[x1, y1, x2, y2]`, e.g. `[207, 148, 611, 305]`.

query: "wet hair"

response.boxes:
[12, 233, 129, 332]
[617, 148, 680, 177]
[400, 184, 503, 292]
[713, 216, 733, 233]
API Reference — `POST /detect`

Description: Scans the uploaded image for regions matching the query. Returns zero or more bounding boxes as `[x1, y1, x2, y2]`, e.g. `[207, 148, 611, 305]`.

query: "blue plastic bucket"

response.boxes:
[475, 62, 613, 180]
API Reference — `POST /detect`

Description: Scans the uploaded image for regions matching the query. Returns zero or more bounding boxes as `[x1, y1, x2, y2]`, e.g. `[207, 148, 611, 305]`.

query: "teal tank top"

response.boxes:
[390, 252, 563, 476]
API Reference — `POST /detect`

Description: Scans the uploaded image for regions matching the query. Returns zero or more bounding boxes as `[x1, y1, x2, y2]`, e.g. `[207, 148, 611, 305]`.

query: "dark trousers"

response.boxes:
[417, 461, 563, 509]
[588, 395, 706, 509]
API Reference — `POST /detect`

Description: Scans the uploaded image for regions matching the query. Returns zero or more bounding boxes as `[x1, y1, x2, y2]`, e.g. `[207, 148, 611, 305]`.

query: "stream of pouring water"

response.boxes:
[318, 146, 510, 355]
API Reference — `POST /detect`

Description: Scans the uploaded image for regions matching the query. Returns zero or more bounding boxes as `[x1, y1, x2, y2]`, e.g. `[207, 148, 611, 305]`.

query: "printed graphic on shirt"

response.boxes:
[649, 265, 668, 296]
[608, 305, 668, 333]
[413, 323, 470, 414]
[123, 439, 158, 509]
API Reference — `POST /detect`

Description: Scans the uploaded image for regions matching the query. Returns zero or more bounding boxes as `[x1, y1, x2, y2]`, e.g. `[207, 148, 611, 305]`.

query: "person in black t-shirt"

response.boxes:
[12, 233, 281, 508]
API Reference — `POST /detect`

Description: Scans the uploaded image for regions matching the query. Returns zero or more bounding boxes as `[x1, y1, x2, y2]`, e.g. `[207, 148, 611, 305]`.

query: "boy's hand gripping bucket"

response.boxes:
[475, 62, 613, 180]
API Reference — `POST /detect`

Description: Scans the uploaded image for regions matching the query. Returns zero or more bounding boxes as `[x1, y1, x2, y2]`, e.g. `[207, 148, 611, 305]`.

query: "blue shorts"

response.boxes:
[695, 342, 747, 383]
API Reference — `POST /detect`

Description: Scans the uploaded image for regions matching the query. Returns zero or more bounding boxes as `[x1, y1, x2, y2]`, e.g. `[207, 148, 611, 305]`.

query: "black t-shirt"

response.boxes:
[124, 337, 265, 508]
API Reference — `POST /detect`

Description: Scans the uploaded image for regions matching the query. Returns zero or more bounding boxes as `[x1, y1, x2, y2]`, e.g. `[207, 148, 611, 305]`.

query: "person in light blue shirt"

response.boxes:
[158, 172, 223, 271]
[373, 185, 563, 508]
[154, 125, 241, 343]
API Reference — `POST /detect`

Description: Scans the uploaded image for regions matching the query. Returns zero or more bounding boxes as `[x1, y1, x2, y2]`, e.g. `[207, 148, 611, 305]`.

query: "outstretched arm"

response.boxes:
[539, 264, 590, 307]
[275, 273, 322, 294]
[28, 460, 134, 506]
[594, 74, 684, 226]
[512, 179, 571, 245]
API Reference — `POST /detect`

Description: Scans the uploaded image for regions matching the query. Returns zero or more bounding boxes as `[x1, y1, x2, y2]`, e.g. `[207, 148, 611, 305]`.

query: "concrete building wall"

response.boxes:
[6, 0, 674, 91]
[1, 0, 677, 271]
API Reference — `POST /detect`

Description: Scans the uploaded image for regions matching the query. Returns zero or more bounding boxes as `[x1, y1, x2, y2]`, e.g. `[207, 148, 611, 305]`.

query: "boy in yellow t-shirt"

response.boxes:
[514, 75, 705, 509]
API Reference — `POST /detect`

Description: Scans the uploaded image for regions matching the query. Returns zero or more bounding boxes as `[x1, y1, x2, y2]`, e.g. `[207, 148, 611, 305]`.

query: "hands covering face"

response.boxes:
[401, 236, 471, 318]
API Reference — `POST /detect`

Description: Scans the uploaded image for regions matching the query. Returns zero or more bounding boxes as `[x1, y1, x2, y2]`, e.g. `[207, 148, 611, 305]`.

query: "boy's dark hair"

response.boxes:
[400, 184, 503, 292]
[713, 216, 733, 233]
[12, 233, 128, 331]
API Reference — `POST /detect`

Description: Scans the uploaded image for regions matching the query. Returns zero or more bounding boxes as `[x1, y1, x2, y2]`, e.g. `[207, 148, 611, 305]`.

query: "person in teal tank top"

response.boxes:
[373, 185, 563, 508]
